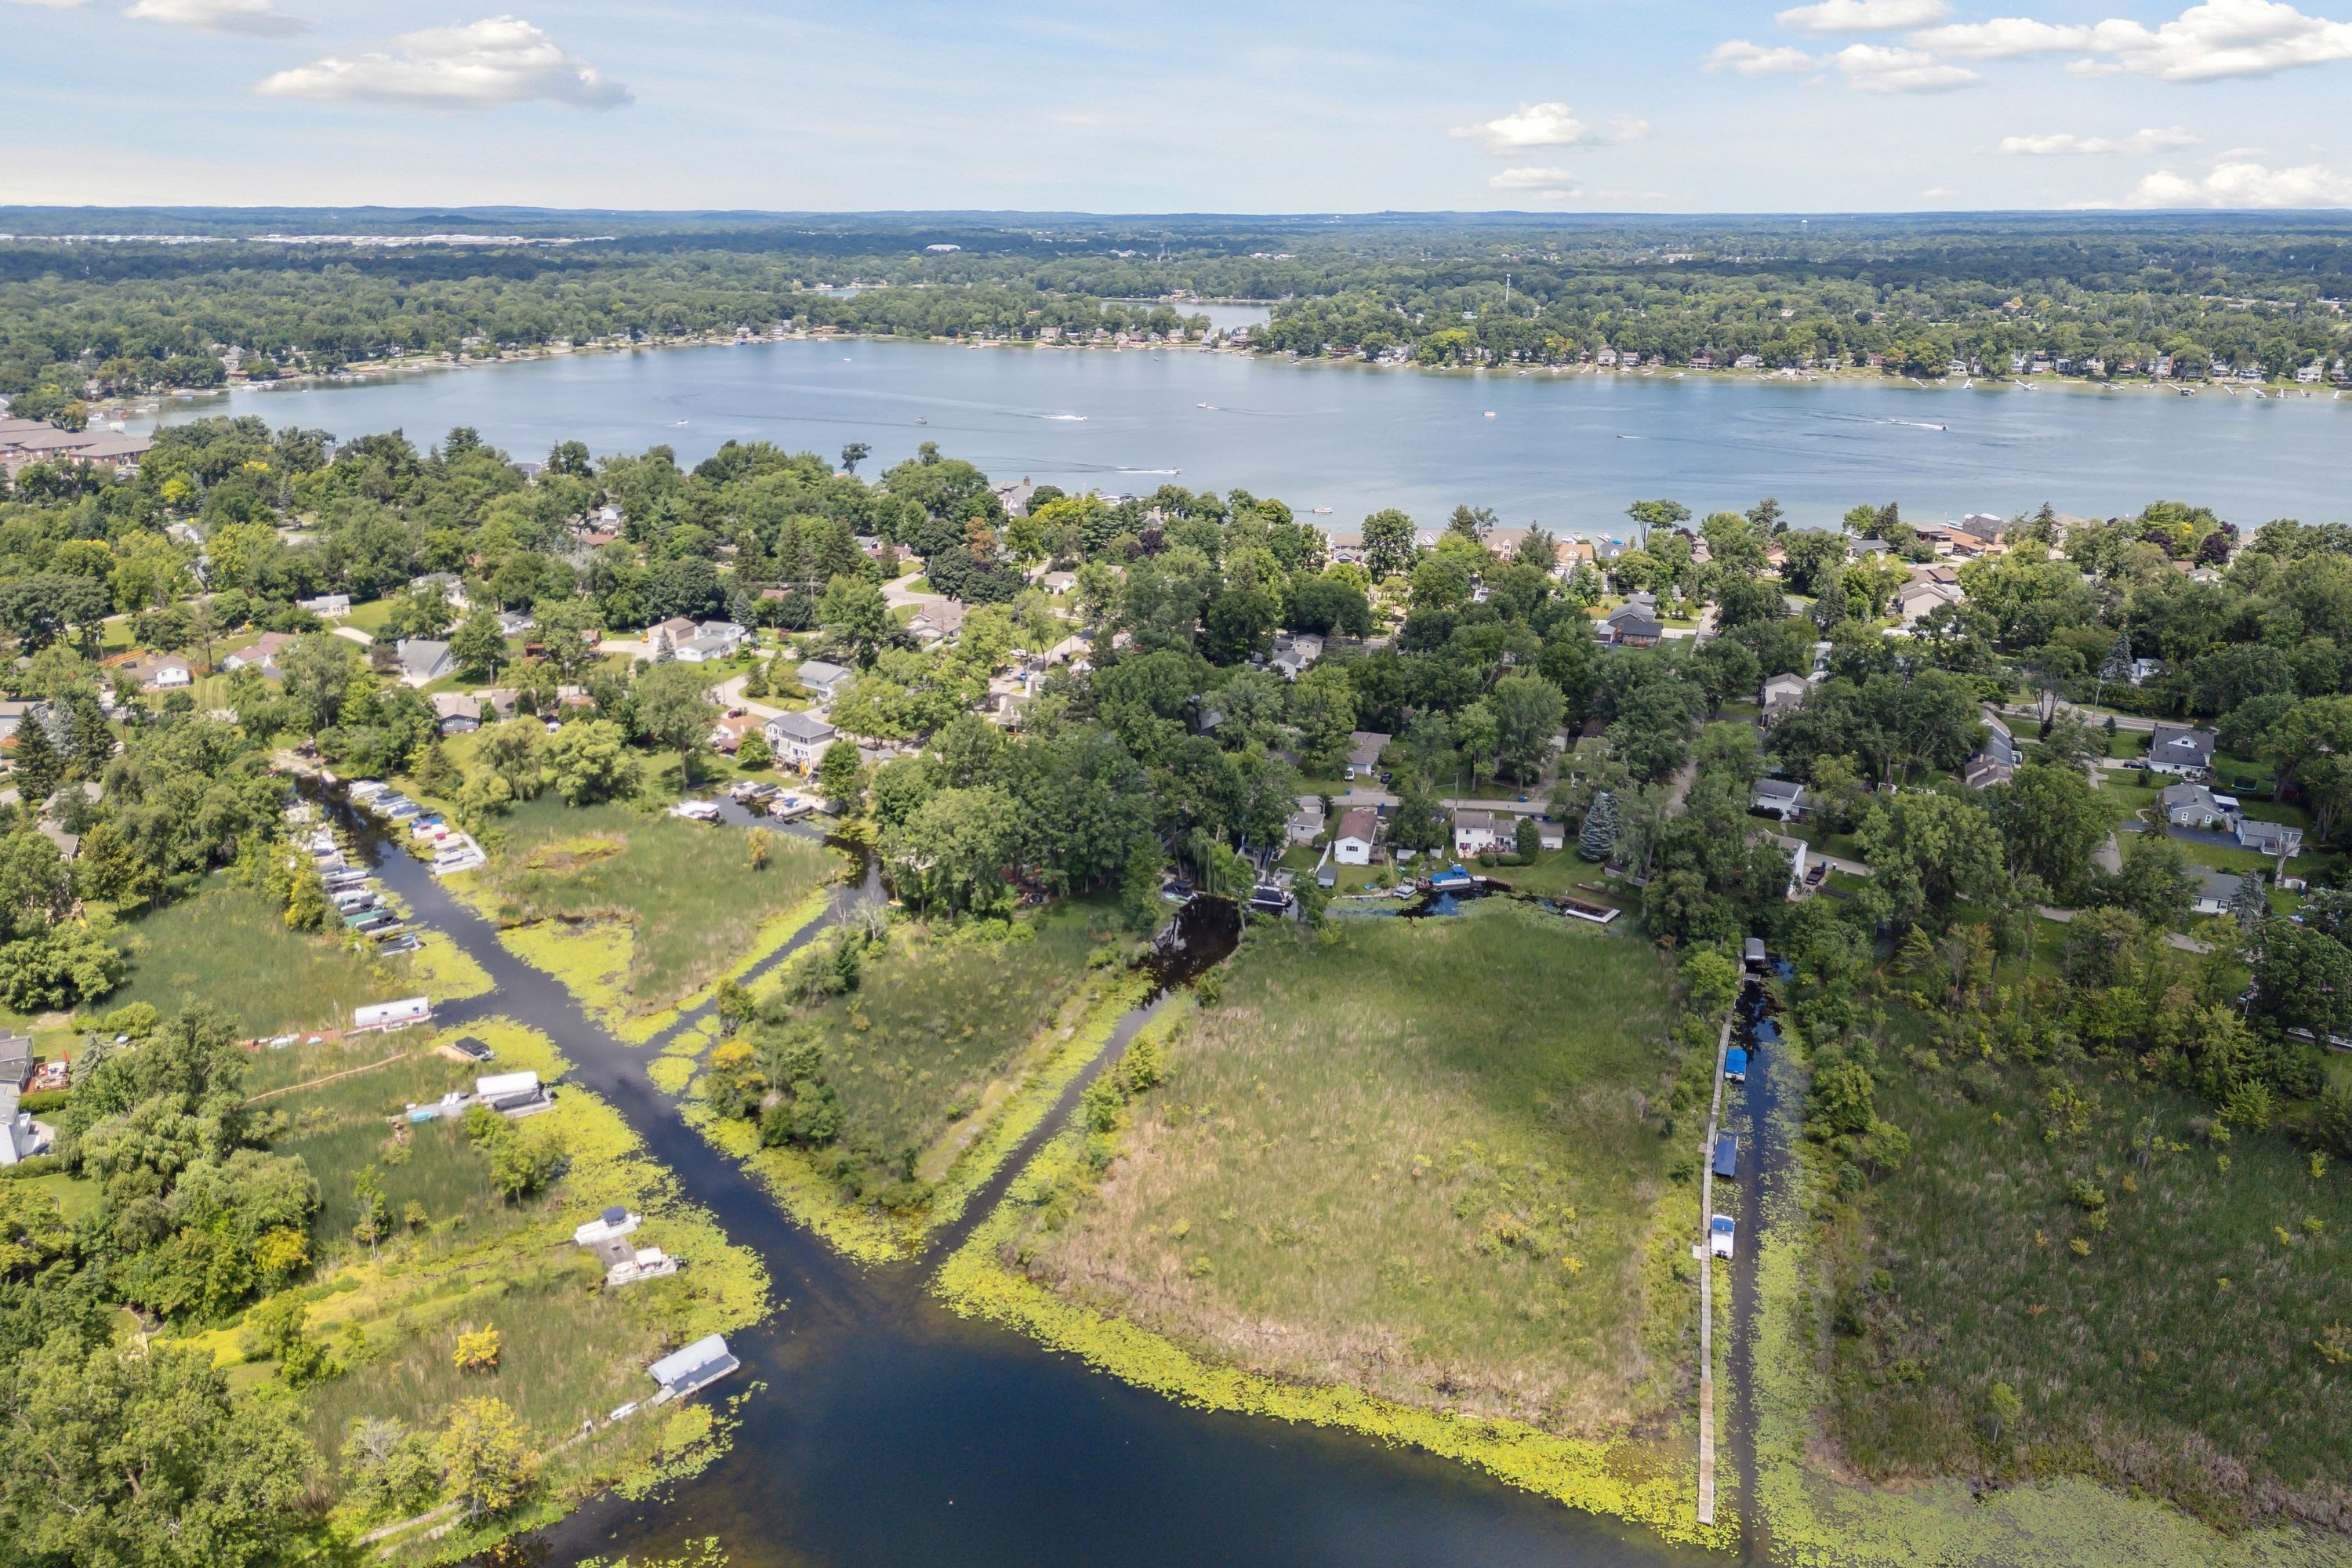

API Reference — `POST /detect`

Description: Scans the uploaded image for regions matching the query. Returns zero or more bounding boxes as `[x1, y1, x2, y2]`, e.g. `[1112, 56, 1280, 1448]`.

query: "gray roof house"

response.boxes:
[2238, 817, 2304, 858]
[1752, 777, 1806, 820]
[763, 710, 839, 768]
[2159, 782, 2231, 829]
[0, 1034, 33, 1091]
[2147, 724, 2217, 776]
[797, 659, 853, 702]
[2193, 868, 2249, 917]
[648, 1333, 739, 1401]
[1761, 673, 1809, 720]
[394, 639, 454, 685]
[1345, 731, 1390, 775]
[1963, 713, 2020, 789]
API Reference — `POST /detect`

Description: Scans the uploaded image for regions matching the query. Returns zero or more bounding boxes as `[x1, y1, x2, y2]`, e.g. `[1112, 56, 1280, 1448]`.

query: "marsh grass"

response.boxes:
[1834, 1043, 2352, 1527]
[810, 898, 1123, 1162]
[106, 880, 392, 1035]
[1032, 902, 1687, 1436]
[470, 797, 837, 1016]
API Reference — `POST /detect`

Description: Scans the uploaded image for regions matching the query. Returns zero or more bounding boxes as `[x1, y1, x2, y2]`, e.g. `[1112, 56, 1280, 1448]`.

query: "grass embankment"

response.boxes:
[1005, 903, 1697, 1439]
[684, 902, 1138, 1261]
[1822, 1028, 2352, 1534]
[199, 1019, 769, 1559]
[1751, 1046, 2352, 1568]
[448, 797, 841, 1033]
[937, 1123, 1726, 1548]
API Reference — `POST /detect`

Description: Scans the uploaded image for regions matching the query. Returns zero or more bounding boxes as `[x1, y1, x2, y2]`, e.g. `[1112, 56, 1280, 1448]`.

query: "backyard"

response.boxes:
[452, 797, 842, 1028]
[1012, 902, 1695, 1437]
[1829, 1040, 2352, 1530]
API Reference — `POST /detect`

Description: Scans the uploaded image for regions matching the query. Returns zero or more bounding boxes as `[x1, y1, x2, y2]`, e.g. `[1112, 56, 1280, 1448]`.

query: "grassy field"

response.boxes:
[1830, 1038, 2352, 1529]
[103, 880, 398, 1036]
[180, 1019, 769, 1554]
[456, 797, 840, 1024]
[1016, 902, 1693, 1437]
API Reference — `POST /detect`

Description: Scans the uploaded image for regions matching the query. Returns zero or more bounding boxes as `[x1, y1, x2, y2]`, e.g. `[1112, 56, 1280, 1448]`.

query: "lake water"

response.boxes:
[147, 337, 2352, 533]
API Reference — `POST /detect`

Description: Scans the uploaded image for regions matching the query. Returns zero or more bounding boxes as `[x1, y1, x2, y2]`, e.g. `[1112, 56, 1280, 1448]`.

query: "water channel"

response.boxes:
[140, 335, 2351, 528]
[330, 796, 1722, 1568]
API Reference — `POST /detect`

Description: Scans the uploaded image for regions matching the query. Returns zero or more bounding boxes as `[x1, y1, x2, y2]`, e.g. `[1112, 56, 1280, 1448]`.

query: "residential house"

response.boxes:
[1601, 593, 1664, 647]
[1895, 579, 1965, 626]
[709, 713, 762, 754]
[1963, 713, 2020, 789]
[1038, 570, 1079, 593]
[121, 654, 194, 691]
[1287, 797, 1326, 844]
[1332, 806, 1380, 866]
[2127, 657, 2165, 687]
[432, 693, 482, 735]
[298, 593, 353, 618]
[1452, 809, 1512, 858]
[1751, 777, 1806, 821]
[2192, 868, 2249, 918]
[0, 1083, 45, 1167]
[673, 634, 738, 663]
[696, 619, 749, 652]
[394, 639, 454, 686]
[648, 616, 700, 656]
[764, 710, 838, 772]
[797, 659, 854, 704]
[1345, 730, 1390, 779]
[2239, 817, 2303, 858]
[907, 599, 967, 644]
[2159, 782, 2232, 830]
[2147, 724, 2216, 777]
[495, 610, 535, 639]
[0, 699, 40, 745]
[0, 1034, 32, 1092]
[410, 572, 468, 610]
[1269, 633, 1323, 680]
[1760, 673, 1809, 722]
[221, 630, 295, 676]
[991, 477, 1037, 517]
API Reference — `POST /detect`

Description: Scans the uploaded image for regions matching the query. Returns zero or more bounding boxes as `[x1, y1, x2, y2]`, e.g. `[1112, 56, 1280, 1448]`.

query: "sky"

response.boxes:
[3, 0, 2350, 213]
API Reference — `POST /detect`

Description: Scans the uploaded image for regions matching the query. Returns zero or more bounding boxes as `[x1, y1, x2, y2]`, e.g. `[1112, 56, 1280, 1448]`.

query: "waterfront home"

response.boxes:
[764, 710, 838, 771]
[477, 1069, 554, 1119]
[350, 996, 434, 1034]
[1332, 806, 1380, 866]
[648, 1334, 739, 1402]
[395, 639, 454, 686]
[2147, 724, 2216, 777]
[797, 659, 853, 704]
[1452, 809, 1511, 858]
[709, 712, 761, 754]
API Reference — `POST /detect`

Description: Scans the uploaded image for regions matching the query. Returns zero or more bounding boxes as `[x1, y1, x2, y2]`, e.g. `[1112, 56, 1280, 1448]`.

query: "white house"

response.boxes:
[1332, 805, 1379, 866]
[1287, 797, 1326, 844]
[1760, 673, 1809, 721]
[1752, 777, 1806, 821]
[797, 659, 853, 704]
[764, 710, 838, 771]
[1452, 809, 1511, 858]
[2193, 868, 2249, 918]
[395, 639, 453, 686]
[2147, 724, 2216, 777]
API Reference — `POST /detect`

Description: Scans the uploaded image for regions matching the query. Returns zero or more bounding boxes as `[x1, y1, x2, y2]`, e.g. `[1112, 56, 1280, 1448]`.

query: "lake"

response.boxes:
[143, 337, 2352, 532]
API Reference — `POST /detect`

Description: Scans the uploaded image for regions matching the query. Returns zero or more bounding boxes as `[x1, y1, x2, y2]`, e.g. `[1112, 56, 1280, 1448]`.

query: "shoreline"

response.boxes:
[98, 329, 2349, 430]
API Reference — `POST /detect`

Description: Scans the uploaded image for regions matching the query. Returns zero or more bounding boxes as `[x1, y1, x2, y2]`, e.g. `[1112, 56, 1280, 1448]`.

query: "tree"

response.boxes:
[284, 852, 330, 932]
[1854, 792, 2005, 930]
[633, 661, 717, 786]
[9, 714, 63, 809]
[439, 1396, 533, 1516]
[840, 441, 871, 475]
[1515, 814, 1542, 859]
[449, 608, 507, 681]
[1579, 789, 1618, 862]
[1989, 761, 2107, 902]
[746, 829, 773, 872]
[0, 1339, 317, 1568]
[2229, 869, 2270, 932]
[545, 719, 640, 804]
[1360, 509, 1419, 581]
[452, 1325, 503, 1374]
[473, 720, 544, 803]
[1489, 674, 1566, 784]
[736, 730, 773, 770]
[817, 738, 865, 812]
[882, 786, 1016, 916]
[2249, 920, 2352, 1044]
[817, 573, 889, 666]
[487, 1127, 565, 1201]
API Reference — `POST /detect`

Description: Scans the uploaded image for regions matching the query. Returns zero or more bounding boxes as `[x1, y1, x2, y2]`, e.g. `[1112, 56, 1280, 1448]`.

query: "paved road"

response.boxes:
[2034, 902, 2212, 953]
[1996, 699, 2158, 734]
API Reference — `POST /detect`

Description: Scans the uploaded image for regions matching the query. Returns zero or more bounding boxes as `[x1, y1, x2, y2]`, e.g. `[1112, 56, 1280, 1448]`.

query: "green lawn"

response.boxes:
[103, 880, 396, 1036]
[1832, 1043, 2352, 1527]
[461, 796, 840, 1018]
[1020, 903, 1693, 1435]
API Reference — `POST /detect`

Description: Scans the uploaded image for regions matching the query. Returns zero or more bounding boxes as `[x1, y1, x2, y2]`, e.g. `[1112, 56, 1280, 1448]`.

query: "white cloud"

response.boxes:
[255, 16, 630, 110]
[1450, 102, 1595, 152]
[1834, 42, 1982, 90]
[1777, 0, 1951, 32]
[1610, 114, 1654, 142]
[1999, 126, 2201, 154]
[1707, 39, 1819, 74]
[5, 0, 93, 8]
[1490, 165, 1578, 190]
[2066, 57, 2127, 74]
[1921, 185, 1960, 195]
[2122, 158, 2352, 205]
[129, 0, 307, 34]
[1915, 1, 2352, 82]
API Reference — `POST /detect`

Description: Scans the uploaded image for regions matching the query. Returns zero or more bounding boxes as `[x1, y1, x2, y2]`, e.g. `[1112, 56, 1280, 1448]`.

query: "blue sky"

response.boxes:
[3, 0, 2348, 212]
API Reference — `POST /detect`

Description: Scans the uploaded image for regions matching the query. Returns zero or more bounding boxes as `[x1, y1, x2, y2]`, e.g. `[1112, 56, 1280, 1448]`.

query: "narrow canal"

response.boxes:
[339, 795, 1730, 1568]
